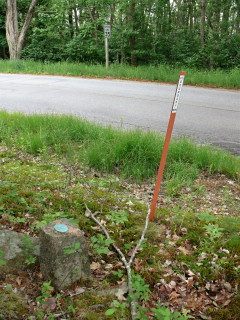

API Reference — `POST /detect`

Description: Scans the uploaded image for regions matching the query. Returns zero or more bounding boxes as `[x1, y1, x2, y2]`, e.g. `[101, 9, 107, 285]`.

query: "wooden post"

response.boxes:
[105, 37, 109, 70]
[149, 71, 186, 221]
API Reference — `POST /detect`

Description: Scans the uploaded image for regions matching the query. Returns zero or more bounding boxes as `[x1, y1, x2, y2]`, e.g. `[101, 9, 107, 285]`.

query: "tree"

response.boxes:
[6, 0, 38, 59]
[0, 1, 7, 58]
[3, 0, 238, 68]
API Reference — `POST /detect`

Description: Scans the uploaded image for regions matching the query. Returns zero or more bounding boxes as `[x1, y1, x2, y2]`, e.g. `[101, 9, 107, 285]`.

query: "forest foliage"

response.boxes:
[0, 0, 239, 69]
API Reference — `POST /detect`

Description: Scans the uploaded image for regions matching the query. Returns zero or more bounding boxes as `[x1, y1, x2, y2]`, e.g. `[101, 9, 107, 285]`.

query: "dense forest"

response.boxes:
[0, 0, 239, 69]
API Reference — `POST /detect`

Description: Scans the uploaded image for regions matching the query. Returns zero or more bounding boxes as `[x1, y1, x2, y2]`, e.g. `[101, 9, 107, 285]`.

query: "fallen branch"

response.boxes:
[85, 204, 151, 320]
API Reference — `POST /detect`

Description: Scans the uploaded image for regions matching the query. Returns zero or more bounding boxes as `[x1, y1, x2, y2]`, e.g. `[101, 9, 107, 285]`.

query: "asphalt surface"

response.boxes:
[0, 73, 239, 154]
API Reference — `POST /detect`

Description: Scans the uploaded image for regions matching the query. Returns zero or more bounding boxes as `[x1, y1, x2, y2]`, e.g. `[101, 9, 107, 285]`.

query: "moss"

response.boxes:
[74, 291, 129, 319]
[208, 295, 240, 320]
[0, 254, 28, 274]
[0, 288, 28, 319]
[222, 257, 240, 282]
[225, 236, 240, 253]
[130, 201, 148, 212]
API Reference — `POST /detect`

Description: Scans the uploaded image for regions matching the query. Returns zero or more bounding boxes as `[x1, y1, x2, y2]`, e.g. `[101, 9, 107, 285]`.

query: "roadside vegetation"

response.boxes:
[0, 111, 239, 319]
[0, 60, 239, 89]
[0, 111, 239, 185]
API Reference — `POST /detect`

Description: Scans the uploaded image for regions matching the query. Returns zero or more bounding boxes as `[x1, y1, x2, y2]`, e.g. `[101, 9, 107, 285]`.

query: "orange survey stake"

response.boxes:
[149, 71, 186, 221]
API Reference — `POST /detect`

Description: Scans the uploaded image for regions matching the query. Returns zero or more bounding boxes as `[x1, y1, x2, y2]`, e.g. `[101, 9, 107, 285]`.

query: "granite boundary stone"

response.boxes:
[0, 229, 40, 274]
[40, 219, 91, 289]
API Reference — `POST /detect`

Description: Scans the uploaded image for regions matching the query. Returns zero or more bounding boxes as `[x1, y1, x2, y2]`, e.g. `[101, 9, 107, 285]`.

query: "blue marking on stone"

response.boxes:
[54, 224, 68, 233]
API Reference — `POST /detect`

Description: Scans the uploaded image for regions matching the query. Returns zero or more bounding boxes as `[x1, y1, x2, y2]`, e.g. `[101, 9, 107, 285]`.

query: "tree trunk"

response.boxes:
[68, 10, 74, 38]
[110, 3, 116, 25]
[188, 0, 193, 32]
[200, 0, 206, 49]
[1, 47, 7, 59]
[221, 0, 231, 35]
[235, 0, 240, 32]
[127, 1, 137, 67]
[73, 6, 79, 33]
[6, 0, 19, 59]
[6, 0, 38, 60]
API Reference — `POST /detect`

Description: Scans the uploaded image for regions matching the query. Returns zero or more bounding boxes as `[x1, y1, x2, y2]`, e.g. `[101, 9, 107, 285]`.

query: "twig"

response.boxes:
[128, 208, 151, 266]
[85, 204, 151, 320]
[85, 205, 128, 266]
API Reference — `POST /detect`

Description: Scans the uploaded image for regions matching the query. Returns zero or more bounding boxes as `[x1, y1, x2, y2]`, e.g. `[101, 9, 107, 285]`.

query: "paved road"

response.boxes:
[0, 73, 239, 154]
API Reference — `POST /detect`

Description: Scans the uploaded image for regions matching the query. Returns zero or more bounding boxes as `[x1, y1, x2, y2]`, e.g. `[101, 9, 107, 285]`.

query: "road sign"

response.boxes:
[104, 24, 111, 69]
[104, 24, 111, 38]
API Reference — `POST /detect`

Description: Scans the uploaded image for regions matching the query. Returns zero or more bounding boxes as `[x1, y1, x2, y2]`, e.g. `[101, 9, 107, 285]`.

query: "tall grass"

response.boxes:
[0, 111, 239, 183]
[0, 60, 239, 89]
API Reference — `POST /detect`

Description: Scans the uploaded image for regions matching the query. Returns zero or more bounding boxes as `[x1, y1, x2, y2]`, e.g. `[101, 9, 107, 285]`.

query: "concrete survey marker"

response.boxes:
[40, 219, 90, 289]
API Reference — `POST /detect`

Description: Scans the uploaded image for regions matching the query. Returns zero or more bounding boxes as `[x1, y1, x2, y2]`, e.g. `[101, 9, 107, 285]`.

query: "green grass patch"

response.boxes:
[0, 60, 239, 88]
[0, 111, 239, 187]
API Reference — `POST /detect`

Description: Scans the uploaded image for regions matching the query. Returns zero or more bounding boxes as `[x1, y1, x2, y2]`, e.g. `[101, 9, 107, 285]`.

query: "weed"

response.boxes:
[131, 271, 151, 302]
[90, 234, 114, 255]
[107, 210, 129, 225]
[105, 300, 127, 316]
[35, 282, 58, 319]
[67, 303, 77, 315]
[203, 224, 224, 242]
[151, 304, 194, 320]
[36, 281, 54, 305]
[113, 269, 124, 279]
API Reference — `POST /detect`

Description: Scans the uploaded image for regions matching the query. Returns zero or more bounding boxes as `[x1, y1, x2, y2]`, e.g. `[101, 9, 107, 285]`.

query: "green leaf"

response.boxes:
[105, 309, 115, 316]
[74, 242, 81, 250]
[108, 210, 129, 224]
[97, 247, 109, 254]
[113, 300, 120, 307]
[64, 248, 75, 254]
[0, 260, 6, 266]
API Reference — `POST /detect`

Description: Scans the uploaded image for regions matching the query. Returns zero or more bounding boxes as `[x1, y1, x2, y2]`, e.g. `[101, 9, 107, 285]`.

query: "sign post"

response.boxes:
[149, 71, 186, 221]
[104, 24, 111, 70]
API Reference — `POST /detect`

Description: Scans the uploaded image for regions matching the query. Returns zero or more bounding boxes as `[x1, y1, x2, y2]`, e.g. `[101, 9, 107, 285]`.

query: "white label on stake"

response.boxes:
[172, 75, 185, 113]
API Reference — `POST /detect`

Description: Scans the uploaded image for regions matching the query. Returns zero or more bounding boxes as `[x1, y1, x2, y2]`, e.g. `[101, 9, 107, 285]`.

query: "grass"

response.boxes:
[0, 111, 239, 189]
[0, 59, 239, 88]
